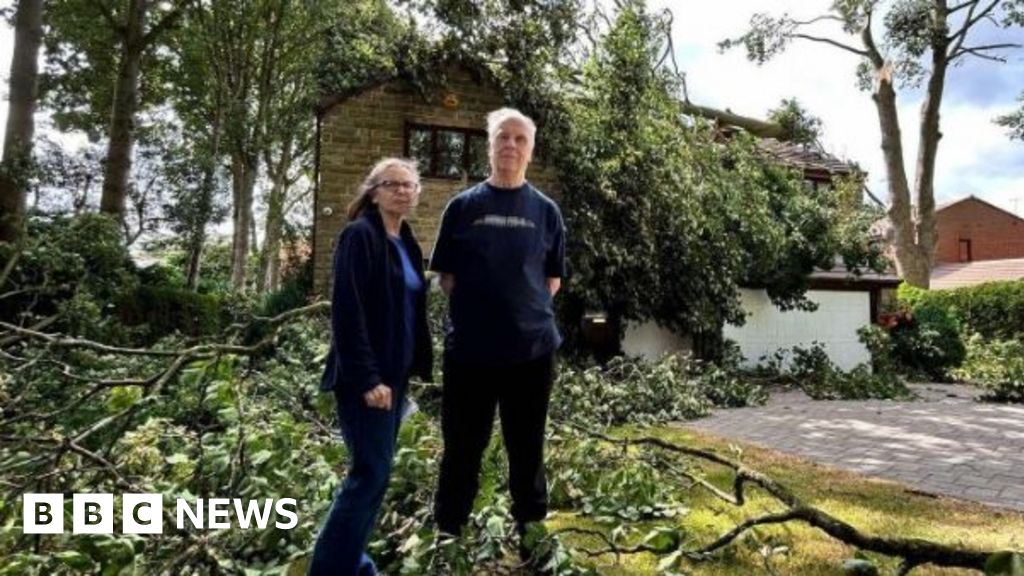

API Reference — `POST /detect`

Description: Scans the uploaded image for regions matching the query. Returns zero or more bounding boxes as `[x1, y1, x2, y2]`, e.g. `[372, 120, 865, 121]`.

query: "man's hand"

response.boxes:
[363, 384, 393, 410]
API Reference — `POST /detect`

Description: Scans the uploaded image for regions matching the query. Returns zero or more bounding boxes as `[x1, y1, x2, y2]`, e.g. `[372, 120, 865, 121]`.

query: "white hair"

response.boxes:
[486, 108, 536, 145]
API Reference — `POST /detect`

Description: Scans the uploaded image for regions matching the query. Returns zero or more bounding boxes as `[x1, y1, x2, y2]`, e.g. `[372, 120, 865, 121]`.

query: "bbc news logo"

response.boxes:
[23, 494, 299, 534]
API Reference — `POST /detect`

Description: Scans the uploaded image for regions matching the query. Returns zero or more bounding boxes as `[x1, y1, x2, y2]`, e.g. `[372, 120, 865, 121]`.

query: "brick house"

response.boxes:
[930, 196, 1024, 288]
[312, 66, 560, 293]
[933, 196, 1024, 263]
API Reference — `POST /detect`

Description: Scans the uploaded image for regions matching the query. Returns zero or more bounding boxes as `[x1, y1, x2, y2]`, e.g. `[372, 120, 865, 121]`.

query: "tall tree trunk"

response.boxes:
[0, 0, 44, 244]
[250, 205, 258, 256]
[874, 68, 929, 287]
[230, 153, 256, 290]
[186, 106, 224, 291]
[910, 6, 952, 289]
[257, 141, 292, 293]
[859, 15, 930, 288]
[99, 0, 146, 219]
[256, 183, 284, 293]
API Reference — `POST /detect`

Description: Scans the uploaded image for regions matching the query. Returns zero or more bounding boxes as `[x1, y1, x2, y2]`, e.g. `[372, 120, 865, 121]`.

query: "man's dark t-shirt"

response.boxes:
[430, 181, 566, 366]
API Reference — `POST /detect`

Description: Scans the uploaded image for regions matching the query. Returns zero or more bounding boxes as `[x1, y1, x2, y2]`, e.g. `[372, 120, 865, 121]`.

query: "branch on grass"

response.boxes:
[552, 526, 669, 563]
[567, 424, 997, 573]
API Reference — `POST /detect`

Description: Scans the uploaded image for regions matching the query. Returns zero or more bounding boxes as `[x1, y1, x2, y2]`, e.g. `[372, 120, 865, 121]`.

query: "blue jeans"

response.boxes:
[308, 382, 406, 576]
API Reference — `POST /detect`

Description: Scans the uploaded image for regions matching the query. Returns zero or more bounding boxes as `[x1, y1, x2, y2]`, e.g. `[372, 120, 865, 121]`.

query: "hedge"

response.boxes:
[898, 280, 1024, 339]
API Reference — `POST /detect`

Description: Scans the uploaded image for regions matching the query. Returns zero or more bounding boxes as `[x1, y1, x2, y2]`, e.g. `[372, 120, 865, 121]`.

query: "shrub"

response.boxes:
[952, 333, 1024, 403]
[899, 281, 1024, 340]
[116, 285, 227, 340]
[551, 353, 768, 427]
[753, 336, 911, 401]
[887, 303, 965, 381]
[1, 214, 137, 336]
[256, 258, 313, 318]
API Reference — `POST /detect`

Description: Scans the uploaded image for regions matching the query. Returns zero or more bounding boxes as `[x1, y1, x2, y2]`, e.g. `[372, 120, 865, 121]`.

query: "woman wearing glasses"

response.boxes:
[309, 158, 433, 576]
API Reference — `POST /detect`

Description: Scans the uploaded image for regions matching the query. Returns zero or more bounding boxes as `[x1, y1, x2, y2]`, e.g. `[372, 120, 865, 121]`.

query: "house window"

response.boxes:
[405, 123, 489, 180]
[959, 238, 972, 262]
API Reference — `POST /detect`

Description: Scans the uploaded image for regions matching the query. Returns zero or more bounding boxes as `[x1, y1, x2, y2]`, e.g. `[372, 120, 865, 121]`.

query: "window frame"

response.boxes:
[403, 122, 489, 180]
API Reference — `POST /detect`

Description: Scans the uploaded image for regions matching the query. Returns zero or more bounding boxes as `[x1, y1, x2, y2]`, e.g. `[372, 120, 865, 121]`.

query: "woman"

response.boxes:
[309, 158, 433, 576]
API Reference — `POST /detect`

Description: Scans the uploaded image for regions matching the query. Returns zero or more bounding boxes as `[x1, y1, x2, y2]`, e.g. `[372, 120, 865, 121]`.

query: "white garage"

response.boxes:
[725, 288, 871, 370]
[622, 266, 901, 370]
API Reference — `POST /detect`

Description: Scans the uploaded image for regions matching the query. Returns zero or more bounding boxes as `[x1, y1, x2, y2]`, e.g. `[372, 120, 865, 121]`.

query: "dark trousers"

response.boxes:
[308, 382, 406, 576]
[434, 352, 555, 534]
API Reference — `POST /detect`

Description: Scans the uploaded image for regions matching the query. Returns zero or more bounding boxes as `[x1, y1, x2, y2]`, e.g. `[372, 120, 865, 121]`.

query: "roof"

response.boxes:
[754, 138, 857, 181]
[807, 257, 902, 290]
[935, 194, 1024, 224]
[931, 257, 1024, 290]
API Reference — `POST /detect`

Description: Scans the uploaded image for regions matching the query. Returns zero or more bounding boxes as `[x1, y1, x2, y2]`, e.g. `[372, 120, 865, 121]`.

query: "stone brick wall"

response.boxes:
[314, 68, 562, 293]
[934, 198, 1024, 263]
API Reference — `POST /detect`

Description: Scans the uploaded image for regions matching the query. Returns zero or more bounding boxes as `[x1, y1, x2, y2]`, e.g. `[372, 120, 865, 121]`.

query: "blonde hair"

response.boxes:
[346, 157, 420, 221]
[486, 108, 536, 146]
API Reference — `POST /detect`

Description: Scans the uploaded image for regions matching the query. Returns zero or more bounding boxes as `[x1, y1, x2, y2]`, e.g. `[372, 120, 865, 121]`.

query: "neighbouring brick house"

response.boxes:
[312, 66, 560, 293]
[875, 195, 1024, 289]
[931, 196, 1024, 289]
[933, 195, 1024, 263]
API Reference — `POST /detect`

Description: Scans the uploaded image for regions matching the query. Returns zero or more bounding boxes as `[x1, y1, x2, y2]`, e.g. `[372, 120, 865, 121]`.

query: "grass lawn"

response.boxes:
[548, 426, 1024, 575]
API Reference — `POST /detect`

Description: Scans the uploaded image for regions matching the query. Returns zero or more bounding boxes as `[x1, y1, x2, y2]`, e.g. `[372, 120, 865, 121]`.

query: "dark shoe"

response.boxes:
[516, 521, 555, 574]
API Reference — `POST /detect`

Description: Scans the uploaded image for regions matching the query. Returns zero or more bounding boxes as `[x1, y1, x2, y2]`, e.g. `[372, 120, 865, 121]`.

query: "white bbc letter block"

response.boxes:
[23, 494, 64, 534]
[123, 493, 163, 534]
[73, 493, 114, 534]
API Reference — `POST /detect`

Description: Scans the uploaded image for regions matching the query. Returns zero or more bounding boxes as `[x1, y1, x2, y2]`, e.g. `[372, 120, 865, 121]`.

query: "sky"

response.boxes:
[1, 0, 1022, 214]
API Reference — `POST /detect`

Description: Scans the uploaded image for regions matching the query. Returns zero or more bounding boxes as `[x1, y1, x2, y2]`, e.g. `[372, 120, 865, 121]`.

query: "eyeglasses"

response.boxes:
[374, 179, 420, 193]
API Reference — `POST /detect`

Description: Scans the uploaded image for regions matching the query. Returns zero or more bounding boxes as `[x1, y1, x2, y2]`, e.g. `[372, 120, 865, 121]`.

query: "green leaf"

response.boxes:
[250, 450, 274, 466]
[55, 551, 96, 572]
[166, 453, 189, 465]
[642, 526, 681, 553]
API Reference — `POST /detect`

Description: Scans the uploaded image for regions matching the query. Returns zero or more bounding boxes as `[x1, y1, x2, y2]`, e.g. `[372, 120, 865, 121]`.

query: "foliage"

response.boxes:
[952, 333, 1024, 403]
[886, 303, 966, 381]
[766, 98, 822, 145]
[899, 281, 1024, 340]
[997, 91, 1024, 141]
[255, 258, 314, 318]
[753, 328, 912, 400]
[548, 2, 885, 357]
[551, 342, 772, 427]
[315, 0, 414, 98]
[0, 214, 137, 337]
[116, 285, 228, 341]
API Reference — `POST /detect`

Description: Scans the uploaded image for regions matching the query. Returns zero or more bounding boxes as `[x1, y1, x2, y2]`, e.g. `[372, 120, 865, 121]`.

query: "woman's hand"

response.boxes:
[363, 384, 393, 410]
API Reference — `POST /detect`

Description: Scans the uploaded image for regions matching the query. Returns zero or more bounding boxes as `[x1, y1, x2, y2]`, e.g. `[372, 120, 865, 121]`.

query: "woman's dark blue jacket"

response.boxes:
[319, 206, 433, 395]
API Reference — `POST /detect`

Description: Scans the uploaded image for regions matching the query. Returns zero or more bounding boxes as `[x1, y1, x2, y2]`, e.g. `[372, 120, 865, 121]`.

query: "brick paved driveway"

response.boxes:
[681, 383, 1024, 511]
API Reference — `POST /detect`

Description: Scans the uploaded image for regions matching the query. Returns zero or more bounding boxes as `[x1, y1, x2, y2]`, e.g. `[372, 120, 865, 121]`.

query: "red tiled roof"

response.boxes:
[931, 257, 1024, 289]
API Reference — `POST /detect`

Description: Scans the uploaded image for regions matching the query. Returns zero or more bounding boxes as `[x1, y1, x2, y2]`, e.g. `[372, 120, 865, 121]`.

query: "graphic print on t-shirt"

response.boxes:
[471, 214, 537, 229]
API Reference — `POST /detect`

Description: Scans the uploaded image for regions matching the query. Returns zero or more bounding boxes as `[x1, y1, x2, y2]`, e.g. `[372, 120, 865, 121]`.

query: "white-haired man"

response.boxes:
[430, 108, 566, 553]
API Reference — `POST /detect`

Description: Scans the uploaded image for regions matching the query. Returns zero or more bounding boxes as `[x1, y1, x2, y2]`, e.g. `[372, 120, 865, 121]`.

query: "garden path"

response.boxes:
[681, 383, 1024, 512]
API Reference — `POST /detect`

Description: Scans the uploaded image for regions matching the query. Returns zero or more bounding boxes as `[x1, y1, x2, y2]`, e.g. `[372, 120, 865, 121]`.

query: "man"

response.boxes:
[430, 108, 566, 552]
